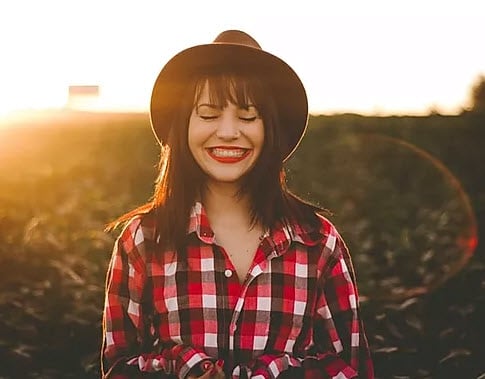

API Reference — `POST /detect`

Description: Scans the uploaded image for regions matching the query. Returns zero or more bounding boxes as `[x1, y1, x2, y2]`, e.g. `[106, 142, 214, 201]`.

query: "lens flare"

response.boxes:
[286, 133, 478, 301]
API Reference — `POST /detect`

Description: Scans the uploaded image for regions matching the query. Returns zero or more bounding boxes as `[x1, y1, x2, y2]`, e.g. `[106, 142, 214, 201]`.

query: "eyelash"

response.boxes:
[199, 115, 258, 122]
[240, 116, 257, 122]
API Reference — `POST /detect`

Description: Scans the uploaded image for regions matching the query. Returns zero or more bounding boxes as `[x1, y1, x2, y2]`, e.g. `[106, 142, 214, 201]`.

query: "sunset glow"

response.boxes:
[1, 0, 484, 117]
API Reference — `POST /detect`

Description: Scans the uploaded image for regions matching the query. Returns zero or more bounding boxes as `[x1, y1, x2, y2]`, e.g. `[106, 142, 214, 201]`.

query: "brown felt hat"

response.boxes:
[149, 30, 308, 161]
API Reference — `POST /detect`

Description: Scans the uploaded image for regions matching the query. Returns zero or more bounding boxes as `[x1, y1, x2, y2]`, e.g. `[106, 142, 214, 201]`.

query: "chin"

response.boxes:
[205, 175, 245, 187]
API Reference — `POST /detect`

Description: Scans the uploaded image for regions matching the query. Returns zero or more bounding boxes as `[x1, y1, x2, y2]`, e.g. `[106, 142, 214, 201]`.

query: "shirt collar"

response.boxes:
[187, 201, 216, 244]
[187, 202, 326, 251]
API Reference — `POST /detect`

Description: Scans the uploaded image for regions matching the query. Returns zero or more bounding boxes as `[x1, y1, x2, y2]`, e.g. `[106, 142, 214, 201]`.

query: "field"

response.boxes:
[0, 111, 483, 378]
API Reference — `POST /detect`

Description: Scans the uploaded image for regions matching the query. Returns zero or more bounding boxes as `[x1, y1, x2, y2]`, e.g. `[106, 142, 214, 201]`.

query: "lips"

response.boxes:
[207, 147, 250, 163]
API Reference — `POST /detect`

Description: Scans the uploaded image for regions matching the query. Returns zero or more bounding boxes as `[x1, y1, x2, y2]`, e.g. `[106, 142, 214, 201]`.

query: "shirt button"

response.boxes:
[224, 269, 233, 278]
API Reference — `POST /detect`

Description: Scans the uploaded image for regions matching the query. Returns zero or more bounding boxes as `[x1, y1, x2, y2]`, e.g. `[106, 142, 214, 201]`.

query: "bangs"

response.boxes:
[193, 72, 265, 110]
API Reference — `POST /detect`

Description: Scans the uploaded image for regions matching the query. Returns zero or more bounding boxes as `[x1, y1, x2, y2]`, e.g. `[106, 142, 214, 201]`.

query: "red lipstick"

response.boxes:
[207, 147, 250, 163]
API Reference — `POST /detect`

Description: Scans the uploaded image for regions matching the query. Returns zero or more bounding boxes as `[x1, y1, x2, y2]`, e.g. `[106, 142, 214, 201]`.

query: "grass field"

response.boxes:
[0, 110, 483, 378]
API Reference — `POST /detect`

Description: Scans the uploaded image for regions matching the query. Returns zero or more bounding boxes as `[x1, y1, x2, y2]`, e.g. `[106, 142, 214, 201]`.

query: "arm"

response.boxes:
[101, 221, 212, 379]
[301, 234, 373, 378]
[247, 234, 373, 379]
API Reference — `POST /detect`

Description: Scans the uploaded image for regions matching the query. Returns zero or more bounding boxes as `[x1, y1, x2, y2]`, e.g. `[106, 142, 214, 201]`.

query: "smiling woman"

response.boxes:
[101, 29, 374, 379]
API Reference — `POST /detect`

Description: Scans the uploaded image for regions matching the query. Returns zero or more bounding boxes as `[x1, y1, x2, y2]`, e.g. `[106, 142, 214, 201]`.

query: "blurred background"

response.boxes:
[0, 1, 484, 378]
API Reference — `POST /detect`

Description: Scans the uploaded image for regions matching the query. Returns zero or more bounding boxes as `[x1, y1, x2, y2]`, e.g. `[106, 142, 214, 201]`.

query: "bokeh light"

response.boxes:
[286, 133, 478, 301]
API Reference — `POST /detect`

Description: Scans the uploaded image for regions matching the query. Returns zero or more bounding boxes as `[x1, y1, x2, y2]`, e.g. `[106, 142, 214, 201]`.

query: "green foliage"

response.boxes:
[0, 111, 159, 378]
[0, 111, 484, 378]
[287, 131, 475, 300]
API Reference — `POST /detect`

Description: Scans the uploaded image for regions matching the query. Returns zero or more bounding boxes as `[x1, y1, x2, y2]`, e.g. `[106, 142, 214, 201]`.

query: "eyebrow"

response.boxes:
[196, 103, 220, 109]
[195, 104, 221, 115]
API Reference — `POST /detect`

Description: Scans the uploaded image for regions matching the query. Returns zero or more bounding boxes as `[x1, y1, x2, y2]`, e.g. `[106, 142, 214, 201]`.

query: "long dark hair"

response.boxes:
[109, 68, 321, 252]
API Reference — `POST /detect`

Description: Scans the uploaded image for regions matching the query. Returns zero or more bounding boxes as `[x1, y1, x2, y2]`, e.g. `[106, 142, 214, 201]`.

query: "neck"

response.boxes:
[201, 181, 255, 230]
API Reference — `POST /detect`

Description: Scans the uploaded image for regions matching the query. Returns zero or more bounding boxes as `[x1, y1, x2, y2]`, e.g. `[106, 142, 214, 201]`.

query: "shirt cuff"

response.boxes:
[122, 345, 212, 379]
[176, 345, 212, 379]
[247, 353, 301, 379]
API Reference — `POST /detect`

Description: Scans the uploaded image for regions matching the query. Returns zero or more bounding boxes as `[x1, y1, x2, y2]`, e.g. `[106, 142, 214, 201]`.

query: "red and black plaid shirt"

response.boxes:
[102, 202, 373, 378]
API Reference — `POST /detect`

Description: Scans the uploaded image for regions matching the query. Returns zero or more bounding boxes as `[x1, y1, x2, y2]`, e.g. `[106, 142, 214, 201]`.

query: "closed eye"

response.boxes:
[239, 116, 258, 122]
[199, 115, 219, 120]
[238, 104, 260, 122]
[195, 103, 221, 120]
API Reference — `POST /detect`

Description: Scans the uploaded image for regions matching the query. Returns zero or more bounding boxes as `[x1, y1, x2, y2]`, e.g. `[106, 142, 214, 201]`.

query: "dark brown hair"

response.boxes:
[108, 68, 321, 252]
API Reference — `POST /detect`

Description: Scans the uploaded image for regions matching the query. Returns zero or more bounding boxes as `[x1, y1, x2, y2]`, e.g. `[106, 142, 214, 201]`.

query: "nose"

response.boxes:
[215, 113, 241, 140]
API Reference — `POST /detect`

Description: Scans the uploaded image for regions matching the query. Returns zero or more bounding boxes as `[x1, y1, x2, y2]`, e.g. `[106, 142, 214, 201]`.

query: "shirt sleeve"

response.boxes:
[303, 233, 374, 378]
[101, 222, 211, 379]
[244, 233, 374, 379]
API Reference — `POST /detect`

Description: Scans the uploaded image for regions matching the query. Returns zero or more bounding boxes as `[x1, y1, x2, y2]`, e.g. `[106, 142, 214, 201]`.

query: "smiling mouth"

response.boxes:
[207, 147, 250, 162]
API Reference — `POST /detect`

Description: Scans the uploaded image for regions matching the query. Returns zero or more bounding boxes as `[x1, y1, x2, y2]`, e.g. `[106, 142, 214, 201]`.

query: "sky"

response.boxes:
[0, 0, 484, 116]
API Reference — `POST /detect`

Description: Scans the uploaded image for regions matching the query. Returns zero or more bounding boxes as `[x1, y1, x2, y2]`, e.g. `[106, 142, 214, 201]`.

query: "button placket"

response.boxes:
[228, 311, 239, 350]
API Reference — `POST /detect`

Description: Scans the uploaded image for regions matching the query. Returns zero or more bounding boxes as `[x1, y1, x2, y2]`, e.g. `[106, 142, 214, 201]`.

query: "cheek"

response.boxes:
[187, 127, 195, 154]
[187, 119, 200, 155]
[255, 123, 265, 150]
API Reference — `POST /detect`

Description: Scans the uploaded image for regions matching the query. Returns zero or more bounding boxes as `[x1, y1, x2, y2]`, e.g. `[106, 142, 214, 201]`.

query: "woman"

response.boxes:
[102, 30, 373, 379]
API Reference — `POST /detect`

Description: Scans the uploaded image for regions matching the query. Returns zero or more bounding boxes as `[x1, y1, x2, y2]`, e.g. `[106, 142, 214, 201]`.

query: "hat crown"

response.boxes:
[213, 30, 262, 49]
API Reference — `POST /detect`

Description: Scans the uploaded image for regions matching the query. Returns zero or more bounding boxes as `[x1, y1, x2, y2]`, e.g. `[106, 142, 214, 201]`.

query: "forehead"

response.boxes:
[193, 75, 257, 107]
[195, 81, 214, 101]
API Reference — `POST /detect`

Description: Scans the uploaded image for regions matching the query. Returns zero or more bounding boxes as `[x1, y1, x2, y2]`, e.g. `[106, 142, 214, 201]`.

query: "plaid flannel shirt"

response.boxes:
[102, 202, 373, 378]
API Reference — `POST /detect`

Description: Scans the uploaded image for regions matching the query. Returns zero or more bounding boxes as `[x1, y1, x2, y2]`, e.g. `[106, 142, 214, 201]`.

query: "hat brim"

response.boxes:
[150, 43, 308, 161]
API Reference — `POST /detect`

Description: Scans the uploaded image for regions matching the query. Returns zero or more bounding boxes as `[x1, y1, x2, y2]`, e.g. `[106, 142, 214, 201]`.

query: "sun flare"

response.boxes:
[0, 0, 484, 117]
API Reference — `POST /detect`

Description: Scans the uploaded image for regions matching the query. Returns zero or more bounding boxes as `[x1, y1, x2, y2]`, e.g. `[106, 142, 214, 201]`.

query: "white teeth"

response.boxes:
[211, 148, 246, 158]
